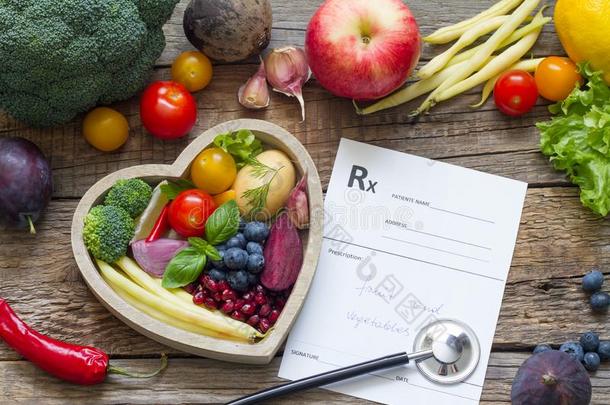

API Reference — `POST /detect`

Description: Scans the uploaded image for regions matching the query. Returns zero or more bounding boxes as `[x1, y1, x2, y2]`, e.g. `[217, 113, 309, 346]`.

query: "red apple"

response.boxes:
[305, 0, 421, 100]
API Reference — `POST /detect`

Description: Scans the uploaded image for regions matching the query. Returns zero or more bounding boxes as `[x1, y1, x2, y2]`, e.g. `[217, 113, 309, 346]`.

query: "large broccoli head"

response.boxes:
[0, 0, 179, 127]
[83, 205, 135, 263]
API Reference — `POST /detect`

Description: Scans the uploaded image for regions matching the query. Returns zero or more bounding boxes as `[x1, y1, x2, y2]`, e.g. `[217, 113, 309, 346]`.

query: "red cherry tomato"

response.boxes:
[167, 189, 217, 238]
[493, 70, 538, 117]
[140, 81, 197, 140]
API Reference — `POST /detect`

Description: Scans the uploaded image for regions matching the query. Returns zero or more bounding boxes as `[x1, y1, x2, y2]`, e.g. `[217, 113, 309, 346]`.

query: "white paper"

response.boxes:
[279, 139, 527, 404]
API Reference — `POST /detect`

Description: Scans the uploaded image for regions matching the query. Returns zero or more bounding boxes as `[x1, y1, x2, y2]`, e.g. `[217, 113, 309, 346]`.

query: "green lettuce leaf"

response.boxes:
[538, 63, 610, 216]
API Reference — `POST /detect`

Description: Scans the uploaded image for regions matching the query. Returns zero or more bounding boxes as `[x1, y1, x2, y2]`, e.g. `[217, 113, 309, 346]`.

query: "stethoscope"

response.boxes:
[228, 319, 481, 404]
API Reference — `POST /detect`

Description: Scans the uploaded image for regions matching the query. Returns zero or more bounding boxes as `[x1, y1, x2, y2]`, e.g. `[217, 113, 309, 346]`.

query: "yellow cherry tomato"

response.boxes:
[191, 147, 237, 195]
[83, 107, 129, 152]
[213, 189, 237, 206]
[171, 51, 213, 92]
[535, 56, 583, 102]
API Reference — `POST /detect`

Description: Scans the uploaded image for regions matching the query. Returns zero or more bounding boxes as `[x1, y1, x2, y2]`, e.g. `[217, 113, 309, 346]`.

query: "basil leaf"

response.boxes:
[188, 237, 209, 254]
[160, 179, 195, 200]
[203, 244, 221, 261]
[205, 200, 240, 245]
[162, 247, 206, 288]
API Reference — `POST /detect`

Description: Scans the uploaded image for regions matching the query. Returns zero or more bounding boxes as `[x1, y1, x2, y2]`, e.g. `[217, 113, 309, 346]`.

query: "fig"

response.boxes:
[511, 350, 591, 405]
[0, 137, 52, 233]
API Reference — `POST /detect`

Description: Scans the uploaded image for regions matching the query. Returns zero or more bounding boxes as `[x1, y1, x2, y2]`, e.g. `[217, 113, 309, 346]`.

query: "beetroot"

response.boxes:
[260, 213, 303, 291]
[511, 350, 591, 405]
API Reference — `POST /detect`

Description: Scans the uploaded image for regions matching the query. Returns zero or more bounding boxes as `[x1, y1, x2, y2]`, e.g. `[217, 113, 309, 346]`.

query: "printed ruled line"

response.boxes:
[383, 236, 490, 263]
[323, 236, 504, 282]
[388, 223, 492, 251]
[429, 205, 495, 224]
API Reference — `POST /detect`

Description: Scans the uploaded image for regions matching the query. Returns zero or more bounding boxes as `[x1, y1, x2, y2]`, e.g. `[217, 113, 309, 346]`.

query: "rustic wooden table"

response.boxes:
[1, 0, 609, 403]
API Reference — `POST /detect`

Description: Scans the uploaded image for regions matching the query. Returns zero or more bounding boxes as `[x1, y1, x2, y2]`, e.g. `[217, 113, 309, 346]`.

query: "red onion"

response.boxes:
[131, 239, 189, 277]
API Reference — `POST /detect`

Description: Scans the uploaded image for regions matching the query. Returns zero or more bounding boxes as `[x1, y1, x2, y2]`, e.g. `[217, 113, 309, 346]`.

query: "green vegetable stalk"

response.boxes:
[0, 0, 179, 127]
[538, 63, 610, 216]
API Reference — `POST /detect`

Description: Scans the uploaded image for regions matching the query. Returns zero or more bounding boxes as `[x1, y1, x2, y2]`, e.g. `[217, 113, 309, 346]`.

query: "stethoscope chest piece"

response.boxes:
[412, 319, 481, 385]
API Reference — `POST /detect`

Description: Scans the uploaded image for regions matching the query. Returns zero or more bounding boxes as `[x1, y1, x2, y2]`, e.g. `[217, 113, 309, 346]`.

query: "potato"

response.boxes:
[233, 150, 296, 220]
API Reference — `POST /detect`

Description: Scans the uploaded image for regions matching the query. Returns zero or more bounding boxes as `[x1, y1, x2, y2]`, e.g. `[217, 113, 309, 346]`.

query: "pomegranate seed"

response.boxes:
[184, 283, 196, 294]
[222, 289, 237, 302]
[193, 291, 204, 305]
[258, 318, 271, 333]
[234, 299, 246, 311]
[204, 297, 217, 309]
[247, 314, 260, 327]
[221, 300, 234, 314]
[231, 310, 246, 321]
[195, 284, 204, 293]
[269, 309, 280, 324]
[199, 274, 210, 284]
[258, 304, 271, 317]
[274, 297, 286, 310]
[212, 291, 223, 302]
[241, 303, 256, 316]
[254, 292, 267, 305]
[217, 280, 230, 291]
[242, 292, 254, 301]
[201, 288, 211, 298]
[255, 284, 265, 293]
[204, 277, 219, 292]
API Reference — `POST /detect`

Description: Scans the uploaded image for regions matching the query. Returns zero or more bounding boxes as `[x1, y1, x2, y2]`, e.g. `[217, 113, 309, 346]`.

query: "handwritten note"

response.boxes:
[279, 139, 527, 404]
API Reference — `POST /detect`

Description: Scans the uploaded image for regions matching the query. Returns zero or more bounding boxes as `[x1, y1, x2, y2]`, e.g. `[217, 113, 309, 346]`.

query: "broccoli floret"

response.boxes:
[104, 179, 153, 218]
[0, 0, 179, 127]
[83, 205, 135, 263]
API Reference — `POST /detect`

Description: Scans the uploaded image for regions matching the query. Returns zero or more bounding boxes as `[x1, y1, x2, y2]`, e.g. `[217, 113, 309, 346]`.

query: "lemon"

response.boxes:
[555, 0, 610, 84]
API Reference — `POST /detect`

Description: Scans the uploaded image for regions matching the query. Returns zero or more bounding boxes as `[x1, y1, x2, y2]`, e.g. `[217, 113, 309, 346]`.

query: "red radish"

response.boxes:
[261, 213, 303, 291]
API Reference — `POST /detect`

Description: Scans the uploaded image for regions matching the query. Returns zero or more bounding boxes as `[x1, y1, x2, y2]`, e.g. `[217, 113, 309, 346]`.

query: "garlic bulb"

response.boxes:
[264, 46, 311, 121]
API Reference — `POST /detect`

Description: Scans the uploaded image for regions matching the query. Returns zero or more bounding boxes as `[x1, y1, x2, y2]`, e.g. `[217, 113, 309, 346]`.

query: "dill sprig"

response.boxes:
[243, 158, 284, 217]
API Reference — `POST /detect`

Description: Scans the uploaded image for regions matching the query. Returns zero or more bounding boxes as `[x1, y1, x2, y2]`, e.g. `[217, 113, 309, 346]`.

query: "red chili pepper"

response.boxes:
[146, 203, 170, 243]
[0, 298, 166, 385]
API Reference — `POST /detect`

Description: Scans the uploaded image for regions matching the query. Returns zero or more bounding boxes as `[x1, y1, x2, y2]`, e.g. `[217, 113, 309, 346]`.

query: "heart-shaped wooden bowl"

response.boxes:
[71, 119, 323, 364]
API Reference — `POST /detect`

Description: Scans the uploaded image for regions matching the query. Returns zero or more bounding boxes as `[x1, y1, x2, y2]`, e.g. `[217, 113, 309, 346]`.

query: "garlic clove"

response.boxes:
[264, 46, 310, 121]
[238, 60, 270, 110]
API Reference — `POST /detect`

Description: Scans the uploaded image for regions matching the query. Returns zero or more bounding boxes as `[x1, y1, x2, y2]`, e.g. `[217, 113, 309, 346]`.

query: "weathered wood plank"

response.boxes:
[1, 188, 609, 360]
[0, 353, 608, 404]
[159, 0, 564, 66]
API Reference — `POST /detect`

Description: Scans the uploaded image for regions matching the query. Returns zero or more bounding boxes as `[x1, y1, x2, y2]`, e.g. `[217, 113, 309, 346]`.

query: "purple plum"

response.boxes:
[0, 137, 52, 233]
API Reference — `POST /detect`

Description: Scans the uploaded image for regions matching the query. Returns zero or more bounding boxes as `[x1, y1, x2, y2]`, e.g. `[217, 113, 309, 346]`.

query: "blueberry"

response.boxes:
[582, 270, 604, 293]
[226, 233, 246, 249]
[559, 342, 585, 362]
[247, 272, 259, 286]
[228, 270, 249, 291]
[246, 241, 264, 255]
[584, 352, 601, 371]
[208, 268, 227, 282]
[224, 247, 248, 270]
[580, 332, 600, 352]
[533, 344, 553, 354]
[590, 291, 610, 312]
[215, 243, 227, 251]
[238, 218, 247, 232]
[247, 253, 265, 274]
[244, 221, 269, 242]
[211, 250, 226, 269]
[598, 340, 610, 361]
